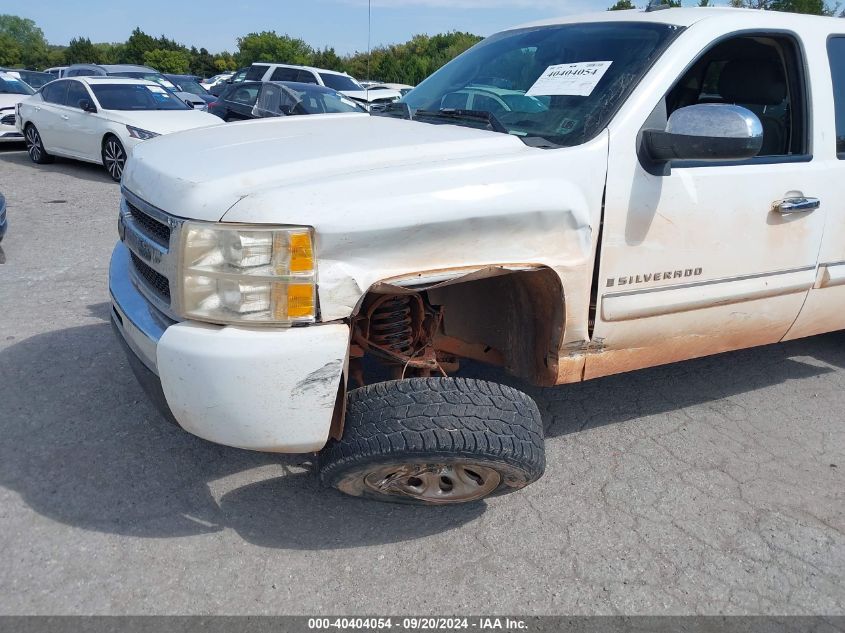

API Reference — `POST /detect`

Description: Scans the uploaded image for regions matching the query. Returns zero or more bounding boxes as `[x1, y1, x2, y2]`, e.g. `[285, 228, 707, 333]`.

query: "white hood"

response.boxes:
[0, 94, 27, 110]
[123, 113, 530, 222]
[104, 108, 221, 135]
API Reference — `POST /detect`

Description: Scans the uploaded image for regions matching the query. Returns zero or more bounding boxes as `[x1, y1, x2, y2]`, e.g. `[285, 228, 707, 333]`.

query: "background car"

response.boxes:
[63, 64, 208, 110]
[0, 69, 55, 90]
[360, 81, 414, 97]
[200, 72, 233, 91]
[219, 63, 402, 110]
[207, 81, 367, 121]
[17, 77, 222, 181]
[0, 72, 33, 143]
[43, 66, 68, 78]
[163, 74, 215, 107]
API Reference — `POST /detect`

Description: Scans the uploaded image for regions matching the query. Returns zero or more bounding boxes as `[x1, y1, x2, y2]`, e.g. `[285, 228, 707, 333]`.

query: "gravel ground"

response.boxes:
[0, 144, 842, 615]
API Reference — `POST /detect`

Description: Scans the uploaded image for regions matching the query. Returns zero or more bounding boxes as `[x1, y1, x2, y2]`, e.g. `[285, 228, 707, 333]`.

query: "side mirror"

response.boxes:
[79, 99, 97, 113]
[643, 104, 763, 163]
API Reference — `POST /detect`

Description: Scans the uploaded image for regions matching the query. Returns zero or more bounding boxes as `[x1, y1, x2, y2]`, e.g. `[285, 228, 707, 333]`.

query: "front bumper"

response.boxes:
[109, 242, 350, 453]
[0, 124, 23, 142]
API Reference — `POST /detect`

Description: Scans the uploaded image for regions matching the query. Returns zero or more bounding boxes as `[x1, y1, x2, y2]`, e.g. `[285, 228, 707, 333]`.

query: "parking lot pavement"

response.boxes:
[0, 143, 843, 616]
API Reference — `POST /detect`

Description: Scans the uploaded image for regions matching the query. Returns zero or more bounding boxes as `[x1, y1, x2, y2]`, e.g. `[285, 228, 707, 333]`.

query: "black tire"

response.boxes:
[24, 124, 53, 164]
[318, 377, 545, 505]
[102, 135, 127, 182]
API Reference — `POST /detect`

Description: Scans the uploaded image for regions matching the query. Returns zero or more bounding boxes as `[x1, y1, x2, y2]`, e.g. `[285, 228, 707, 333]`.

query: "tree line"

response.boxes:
[0, 14, 481, 83]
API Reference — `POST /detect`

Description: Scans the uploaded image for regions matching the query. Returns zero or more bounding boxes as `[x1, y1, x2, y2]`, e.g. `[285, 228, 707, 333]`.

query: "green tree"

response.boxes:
[0, 14, 49, 68]
[93, 43, 125, 65]
[608, 0, 635, 9]
[212, 52, 237, 72]
[188, 46, 218, 77]
[235, 31, 313, 66]
[143, 48, 191, 74]
[64, 37, 99, 64]
[121, 27, 157, 64]
[698, 0, 711, 6]
[311, 47, 345, 72]
[0, 32, 22, 66]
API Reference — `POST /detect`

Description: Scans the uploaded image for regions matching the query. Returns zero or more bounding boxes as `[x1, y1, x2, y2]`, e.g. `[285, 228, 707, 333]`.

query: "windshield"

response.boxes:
[90, 84, 191, 110]
[0, 76, 35, 95]
[255, 83, 366, 117]
[319, 73, 362, 92]
[403, 22, 680, 147]
[111, 72, 178, 91]
[291, 87, 366, 114]
[19, 72, 53, 90]
[174, 79, 207, 97]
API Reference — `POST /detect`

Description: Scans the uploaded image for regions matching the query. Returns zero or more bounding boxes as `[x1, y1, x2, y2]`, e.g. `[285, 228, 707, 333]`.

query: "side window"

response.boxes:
[296, 70, 319, 85]
[665, 34, 807, 158]
[255, 84, 281, 115]
[827, 36, 845, 158]
[230, 84, 260, 106]
[65, 81, 90, 109]
[245, 65, 269, 81]
[270, 67, 298, 82]
[42, 81, 68, 104]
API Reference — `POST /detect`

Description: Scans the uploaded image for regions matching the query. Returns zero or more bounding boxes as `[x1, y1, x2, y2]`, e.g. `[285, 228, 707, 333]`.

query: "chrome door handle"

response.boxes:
[61, 115, 69, 120]
[773, 197, 820, 214]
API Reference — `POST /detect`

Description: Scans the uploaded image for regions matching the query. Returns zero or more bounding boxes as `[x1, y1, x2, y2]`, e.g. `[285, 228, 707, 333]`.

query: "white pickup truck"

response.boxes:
[109, 8, 845, 505]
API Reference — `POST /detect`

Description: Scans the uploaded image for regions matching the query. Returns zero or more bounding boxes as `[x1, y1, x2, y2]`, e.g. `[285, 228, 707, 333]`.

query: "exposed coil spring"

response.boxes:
[370, 295, 414, 355]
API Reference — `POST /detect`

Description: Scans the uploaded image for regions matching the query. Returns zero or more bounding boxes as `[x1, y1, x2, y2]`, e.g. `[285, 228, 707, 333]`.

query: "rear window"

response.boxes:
[246, 65, 270, 81]
[90, 84, 190, 110]
[319, 73, 361, 92]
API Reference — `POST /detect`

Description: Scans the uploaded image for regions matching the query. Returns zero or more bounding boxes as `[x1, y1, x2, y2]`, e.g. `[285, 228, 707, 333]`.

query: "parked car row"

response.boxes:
[209, 63, 406, 111]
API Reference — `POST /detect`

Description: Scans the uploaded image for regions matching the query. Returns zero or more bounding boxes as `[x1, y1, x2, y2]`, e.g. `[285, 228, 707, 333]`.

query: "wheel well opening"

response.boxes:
[349, 267, 564, 389]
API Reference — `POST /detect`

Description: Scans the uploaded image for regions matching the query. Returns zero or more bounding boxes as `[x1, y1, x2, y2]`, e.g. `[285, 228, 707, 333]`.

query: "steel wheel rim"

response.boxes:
[363, 463, 501, 503]
[26, 128, 41, 161]
[104, 140, 125, 179]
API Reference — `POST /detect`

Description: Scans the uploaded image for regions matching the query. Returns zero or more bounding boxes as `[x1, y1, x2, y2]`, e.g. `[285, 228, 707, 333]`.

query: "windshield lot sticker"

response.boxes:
[147, 86, 167, 94]
[526, 61, 613, 97]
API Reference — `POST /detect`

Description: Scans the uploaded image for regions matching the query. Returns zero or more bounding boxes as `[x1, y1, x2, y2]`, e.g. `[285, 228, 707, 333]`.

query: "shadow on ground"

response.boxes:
[0, 145, 114, 184]
[1, 301, 843, 548]
[0, 304, 483, 548]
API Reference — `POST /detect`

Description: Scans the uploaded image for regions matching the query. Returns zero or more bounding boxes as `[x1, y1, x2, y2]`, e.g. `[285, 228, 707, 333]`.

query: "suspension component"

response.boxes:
[370, 295, 415, 355]
[351, 292, 446, 381]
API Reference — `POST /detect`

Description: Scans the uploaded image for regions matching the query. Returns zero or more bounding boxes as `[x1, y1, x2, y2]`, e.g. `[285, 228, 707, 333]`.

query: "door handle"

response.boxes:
[772, 197, 820, 214]
[61, 115, 69, 120]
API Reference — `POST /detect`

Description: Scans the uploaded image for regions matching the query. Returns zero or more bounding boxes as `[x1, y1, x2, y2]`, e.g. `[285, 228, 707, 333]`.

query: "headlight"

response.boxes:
[179, 223, 316, 325]
[126, 125, 160, 140]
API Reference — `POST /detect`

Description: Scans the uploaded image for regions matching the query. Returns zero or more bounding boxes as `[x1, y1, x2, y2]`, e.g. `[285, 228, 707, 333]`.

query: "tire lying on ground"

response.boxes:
[318, 377, 545, 505]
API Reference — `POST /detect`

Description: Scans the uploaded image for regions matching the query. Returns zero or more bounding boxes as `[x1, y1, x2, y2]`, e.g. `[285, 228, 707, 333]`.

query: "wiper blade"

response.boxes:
[413, 108, 509, 134]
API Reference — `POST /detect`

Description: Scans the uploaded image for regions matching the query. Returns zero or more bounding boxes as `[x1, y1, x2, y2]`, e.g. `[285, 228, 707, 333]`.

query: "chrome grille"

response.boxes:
[119, 188, 184, 319]
[126, 200, 171, 246]
[130, 252, 171, 301]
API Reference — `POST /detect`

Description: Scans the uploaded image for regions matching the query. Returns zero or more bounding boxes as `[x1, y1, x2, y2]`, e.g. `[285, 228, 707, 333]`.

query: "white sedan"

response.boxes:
[0, 72, 34, 143]
[16, 77, 222, 181]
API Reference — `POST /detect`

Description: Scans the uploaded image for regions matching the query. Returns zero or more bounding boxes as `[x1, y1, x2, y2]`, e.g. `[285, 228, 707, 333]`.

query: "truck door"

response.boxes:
[785, 35, 845, 340]
[587, 31, 829, 379]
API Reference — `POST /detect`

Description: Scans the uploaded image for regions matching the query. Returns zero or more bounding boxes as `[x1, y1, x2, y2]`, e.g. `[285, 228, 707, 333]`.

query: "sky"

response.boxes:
[12, 0, 618, 55]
